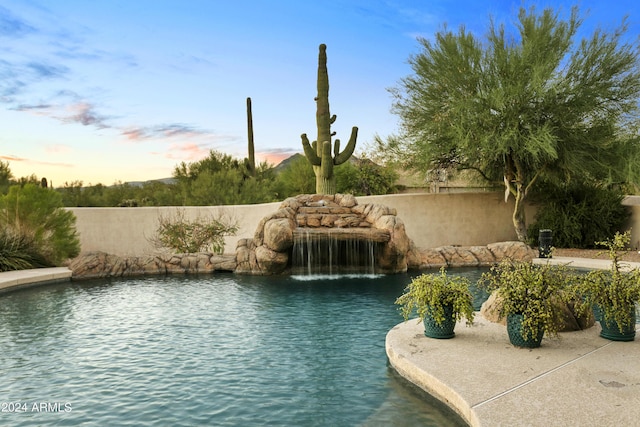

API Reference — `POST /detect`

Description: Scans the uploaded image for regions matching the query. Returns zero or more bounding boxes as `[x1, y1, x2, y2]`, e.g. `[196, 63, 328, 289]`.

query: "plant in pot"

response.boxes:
[574, 231, 640, 341]
[481, 260, 575, 348]
[395, 267, 475, 339]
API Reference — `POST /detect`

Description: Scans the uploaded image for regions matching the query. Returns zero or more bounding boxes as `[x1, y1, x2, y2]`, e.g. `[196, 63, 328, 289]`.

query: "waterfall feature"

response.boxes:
[235, 194, 411, 275]
[291, 230, 379, 276]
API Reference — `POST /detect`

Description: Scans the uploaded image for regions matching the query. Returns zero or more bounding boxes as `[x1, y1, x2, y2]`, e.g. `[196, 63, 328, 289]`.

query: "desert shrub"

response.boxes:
[335, 159, 398, 195]
[527, 182, 629, 248]
[0, 184, 80, 266]
[151, 209, 238, 254]
[0, 228, 50, 271]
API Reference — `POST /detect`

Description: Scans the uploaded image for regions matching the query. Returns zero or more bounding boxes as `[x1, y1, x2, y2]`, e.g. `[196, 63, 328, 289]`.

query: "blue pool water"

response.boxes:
[0, 270, 486, 426]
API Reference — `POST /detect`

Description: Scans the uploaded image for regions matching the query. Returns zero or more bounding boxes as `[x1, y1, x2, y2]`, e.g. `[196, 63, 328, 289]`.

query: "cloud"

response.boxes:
[164, 142, 211, 161]
[62, 102, 110, 128]
[0, 59, 70, 104]
[122, 123, 211, 141]
[13, 100, 112, 129]
[0, 5, 36, 38]
[0, 154, 72, 168]
[26, 61, 69, 79]
[0, 154, 27, 162]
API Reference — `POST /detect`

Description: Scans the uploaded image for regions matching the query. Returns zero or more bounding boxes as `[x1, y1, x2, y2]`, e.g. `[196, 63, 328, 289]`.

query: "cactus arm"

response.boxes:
[301, 133, 321, 165]
[334, 126, 358, 165]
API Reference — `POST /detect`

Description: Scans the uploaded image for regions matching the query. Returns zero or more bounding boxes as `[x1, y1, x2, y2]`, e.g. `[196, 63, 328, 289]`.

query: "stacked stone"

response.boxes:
[406, 241, 537, 269]
[235, 194, 413, 275]
[67, 251, 236, 279]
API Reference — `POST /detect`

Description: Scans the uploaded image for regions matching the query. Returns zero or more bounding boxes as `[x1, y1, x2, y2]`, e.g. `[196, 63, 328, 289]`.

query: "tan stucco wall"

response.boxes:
[623, 196, 640, 249]
[68, 192, 543, 257]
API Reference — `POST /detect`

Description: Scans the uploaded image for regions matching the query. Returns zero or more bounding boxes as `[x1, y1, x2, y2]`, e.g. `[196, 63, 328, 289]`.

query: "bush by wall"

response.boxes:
[527, 183, 629, 248]
[0, 183, 80, 268]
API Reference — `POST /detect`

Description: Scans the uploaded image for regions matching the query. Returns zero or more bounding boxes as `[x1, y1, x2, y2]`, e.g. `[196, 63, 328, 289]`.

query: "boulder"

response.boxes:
[255, 245, 289, 274]
[263, 218, 294, 252]
[480, 292, 595, 331]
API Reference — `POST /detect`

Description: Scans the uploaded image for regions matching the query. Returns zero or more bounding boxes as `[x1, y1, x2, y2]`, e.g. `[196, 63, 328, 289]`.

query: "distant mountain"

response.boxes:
[121, 153, 362, 186]
[123, 177, 176, 187]
[273, 153, 306, 173]
[273, 153, 364, 173]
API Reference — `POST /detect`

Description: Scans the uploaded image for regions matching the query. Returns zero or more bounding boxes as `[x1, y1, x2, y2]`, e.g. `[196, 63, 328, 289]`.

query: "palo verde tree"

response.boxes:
[388, 6, 640, 241]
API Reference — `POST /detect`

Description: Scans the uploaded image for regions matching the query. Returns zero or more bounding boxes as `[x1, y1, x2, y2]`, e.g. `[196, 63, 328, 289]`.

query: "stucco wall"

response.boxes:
[623, 196, 640, 249]
[68, 192, 543, 257]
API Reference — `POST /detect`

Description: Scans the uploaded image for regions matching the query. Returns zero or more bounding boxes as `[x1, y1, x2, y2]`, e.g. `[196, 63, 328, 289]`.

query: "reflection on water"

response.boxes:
[0, 270, 485, 426]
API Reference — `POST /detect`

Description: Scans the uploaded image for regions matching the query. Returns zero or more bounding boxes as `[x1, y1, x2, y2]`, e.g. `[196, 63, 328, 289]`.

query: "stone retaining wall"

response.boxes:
[67, 241, 535, 280]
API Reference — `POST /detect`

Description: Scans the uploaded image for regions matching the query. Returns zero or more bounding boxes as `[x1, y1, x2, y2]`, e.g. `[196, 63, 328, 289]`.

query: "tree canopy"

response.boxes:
[387, 6, 640, 240]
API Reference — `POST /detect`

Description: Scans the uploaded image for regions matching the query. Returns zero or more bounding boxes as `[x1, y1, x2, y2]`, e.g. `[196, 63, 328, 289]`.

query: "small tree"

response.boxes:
[388, 6, 640, 241]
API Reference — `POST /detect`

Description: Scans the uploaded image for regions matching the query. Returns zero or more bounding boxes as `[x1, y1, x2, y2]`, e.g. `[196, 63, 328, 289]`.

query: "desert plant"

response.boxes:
[574, 231, 640, 335]
[481, 260, 576, 341]
[527, 182, 629, 248]
[0, 228, 50, 271]
[0, 183, 80, 266]
[301, 44, 358, 194]
[151, 209, 238, 254]
[395, 267, 475, 327]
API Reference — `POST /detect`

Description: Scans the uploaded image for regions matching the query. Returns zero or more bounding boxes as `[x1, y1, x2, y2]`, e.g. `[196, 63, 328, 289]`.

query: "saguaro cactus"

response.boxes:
[301, 44, 358, 194]
[245, 97, 256, 176]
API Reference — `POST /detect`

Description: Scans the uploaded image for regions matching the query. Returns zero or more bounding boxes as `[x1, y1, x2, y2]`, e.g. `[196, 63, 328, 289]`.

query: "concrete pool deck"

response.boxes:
[0, 267, 72, 293]
[387, 256, 640, 427]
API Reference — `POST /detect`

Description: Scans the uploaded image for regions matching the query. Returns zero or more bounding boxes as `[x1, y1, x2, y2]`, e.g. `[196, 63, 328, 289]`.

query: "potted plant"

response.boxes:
[481, 260, 575, 348]
[575, 231, 640, 341]
[395, 267, 475, 339]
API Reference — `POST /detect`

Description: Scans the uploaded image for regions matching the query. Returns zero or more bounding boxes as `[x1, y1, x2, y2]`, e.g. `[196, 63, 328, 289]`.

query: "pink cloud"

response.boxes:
[164, 142, 210, 161]
[61, 102, 110, 128]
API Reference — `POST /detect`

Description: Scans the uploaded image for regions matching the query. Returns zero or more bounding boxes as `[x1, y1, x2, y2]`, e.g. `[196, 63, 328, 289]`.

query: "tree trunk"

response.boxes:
[512, 186, 528, 242]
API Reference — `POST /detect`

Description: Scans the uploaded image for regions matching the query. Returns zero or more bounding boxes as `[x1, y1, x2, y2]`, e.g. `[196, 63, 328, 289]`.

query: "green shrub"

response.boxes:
[151, 209, 238, 254]
[0, 228, 50, 271]
[527, 182, 629, 248]
[335, 159, 398, 196]
[0, 184, 80, 266]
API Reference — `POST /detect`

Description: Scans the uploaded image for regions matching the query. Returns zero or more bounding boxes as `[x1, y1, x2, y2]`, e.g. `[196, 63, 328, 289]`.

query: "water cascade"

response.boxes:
[291, 229, 380, 276]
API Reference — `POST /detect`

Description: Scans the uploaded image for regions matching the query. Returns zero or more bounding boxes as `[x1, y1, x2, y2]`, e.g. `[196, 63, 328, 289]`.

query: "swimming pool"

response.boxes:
[0, 271, 485, 426]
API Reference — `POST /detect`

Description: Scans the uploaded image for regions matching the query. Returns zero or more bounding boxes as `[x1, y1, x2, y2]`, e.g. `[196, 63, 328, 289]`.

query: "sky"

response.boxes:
[1, 0, 639, 186]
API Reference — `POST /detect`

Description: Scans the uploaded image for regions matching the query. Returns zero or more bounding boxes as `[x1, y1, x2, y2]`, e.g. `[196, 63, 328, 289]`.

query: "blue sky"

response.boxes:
[1, 0, 639, 186]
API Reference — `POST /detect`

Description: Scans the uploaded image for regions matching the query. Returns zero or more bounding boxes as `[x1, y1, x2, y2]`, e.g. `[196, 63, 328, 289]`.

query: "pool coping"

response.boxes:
[0, 267, 72, 294]
[387, 256, 640, 427]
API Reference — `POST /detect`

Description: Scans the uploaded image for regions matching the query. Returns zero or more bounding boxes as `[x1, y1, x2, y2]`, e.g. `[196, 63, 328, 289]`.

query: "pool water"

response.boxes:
[0, 270, 486, 426]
